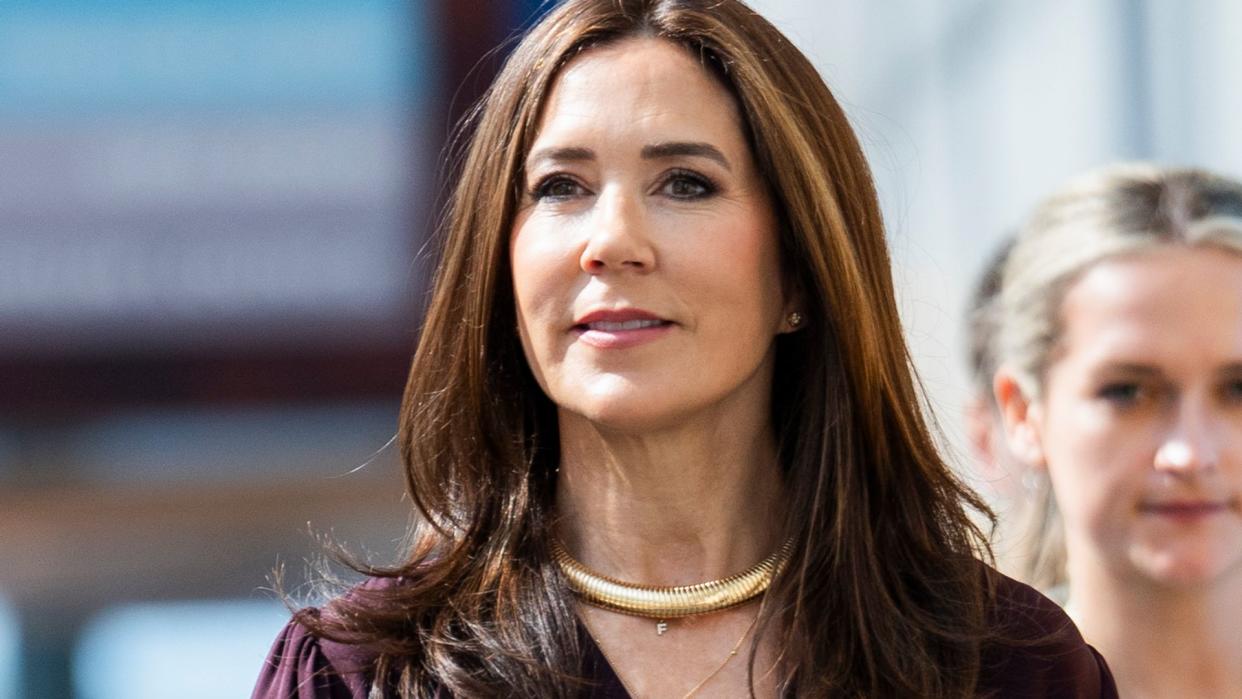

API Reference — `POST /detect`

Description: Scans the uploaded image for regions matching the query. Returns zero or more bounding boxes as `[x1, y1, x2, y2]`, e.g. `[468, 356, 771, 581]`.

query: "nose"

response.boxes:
[1154, 401, 1220, 475]
[579, 187, 656, 274]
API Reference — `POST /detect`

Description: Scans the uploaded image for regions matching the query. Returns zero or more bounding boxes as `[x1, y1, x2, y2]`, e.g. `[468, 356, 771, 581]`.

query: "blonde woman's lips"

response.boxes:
[1138, 500, 1234, 521]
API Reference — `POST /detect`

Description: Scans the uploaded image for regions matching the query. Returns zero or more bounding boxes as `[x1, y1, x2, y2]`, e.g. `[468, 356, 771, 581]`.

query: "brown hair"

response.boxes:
[302, 0, 995, 695]
[995, 163, 1242, 590]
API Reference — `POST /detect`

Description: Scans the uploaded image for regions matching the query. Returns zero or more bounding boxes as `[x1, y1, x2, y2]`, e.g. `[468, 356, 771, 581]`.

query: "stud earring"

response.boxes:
[1021, 469, 1043, 494]
[787, 311, 804, 329]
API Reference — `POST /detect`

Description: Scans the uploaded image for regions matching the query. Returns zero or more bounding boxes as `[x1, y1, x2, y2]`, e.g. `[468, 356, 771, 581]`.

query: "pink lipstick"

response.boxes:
[572, 309, 674, 349]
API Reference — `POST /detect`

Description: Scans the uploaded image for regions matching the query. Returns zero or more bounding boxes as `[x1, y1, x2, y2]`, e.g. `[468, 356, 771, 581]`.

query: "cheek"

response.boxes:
[690, 223, 784, 323]
[511, 223, 569, 329]
[510, 223, 563, 384]
[1223, 418, 1242, 460]
[1042, 406, 1152, 534]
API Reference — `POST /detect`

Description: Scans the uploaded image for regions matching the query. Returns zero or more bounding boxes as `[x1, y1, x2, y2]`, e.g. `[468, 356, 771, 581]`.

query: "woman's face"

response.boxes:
[510, 37, 791, 432]
[1031, 245, 1242, 589]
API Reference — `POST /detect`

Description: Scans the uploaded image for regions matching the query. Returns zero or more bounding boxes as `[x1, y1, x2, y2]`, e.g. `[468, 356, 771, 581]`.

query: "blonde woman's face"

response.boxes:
[1032, 246, 1242, 589]
[509, 37, 791, 433]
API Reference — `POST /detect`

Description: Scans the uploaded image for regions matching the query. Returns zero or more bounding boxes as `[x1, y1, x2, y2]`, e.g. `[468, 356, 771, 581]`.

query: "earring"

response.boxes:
[1021, 469, 1044, 494]
[787, 311, 804, 329]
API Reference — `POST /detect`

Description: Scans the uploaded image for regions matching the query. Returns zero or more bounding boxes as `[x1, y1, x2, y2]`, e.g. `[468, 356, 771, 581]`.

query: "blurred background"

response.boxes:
[2, 1, 1240, 696]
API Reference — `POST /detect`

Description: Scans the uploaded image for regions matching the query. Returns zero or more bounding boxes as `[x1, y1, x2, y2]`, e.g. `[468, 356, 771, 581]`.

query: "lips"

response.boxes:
[581, 318, 667, 332]
[573, 308, 672, 329]
[1138, 500, 1236, 518]
[572, 308, 674, 349]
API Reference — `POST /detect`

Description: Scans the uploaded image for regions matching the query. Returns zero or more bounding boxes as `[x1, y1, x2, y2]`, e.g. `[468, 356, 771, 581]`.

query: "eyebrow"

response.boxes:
[525, 142, 732, 171]
[1098, 362, 1242, 377]
[526, 146, 595, 169]
[1094, 363, 1164, 378]
[641, 142, 732, 171]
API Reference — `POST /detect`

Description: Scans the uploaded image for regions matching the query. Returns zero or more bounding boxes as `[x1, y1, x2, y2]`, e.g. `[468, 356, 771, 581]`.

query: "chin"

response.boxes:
[1130, 543, 1242, 589]
[565, 397, 693, 435]
[555, 380, 708, 434]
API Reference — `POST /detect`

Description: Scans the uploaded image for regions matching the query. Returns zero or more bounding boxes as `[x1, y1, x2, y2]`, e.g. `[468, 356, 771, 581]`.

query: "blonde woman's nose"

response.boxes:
[1154, 406, 1220, 475]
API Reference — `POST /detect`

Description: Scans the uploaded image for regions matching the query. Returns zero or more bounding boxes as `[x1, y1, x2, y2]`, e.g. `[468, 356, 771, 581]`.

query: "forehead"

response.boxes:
[1057, 246, 1242, 366]
[532, 37, 747, 152]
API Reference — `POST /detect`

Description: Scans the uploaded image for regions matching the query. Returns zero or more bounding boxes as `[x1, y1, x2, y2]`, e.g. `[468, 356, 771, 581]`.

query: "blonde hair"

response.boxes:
[995, 163, 1242, 589]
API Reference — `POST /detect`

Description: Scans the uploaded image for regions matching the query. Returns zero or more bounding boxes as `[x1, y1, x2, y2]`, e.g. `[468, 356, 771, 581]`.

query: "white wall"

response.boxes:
[750, 0, 1242, 475]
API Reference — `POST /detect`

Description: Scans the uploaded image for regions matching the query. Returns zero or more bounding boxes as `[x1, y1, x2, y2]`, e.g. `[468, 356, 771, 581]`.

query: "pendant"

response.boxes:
[656, 620, 668, 635]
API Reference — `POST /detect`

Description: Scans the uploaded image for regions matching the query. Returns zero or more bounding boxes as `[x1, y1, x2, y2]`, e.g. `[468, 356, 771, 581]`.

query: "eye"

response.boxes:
[1220, 378, 1242, 403]
[1097, 382, 1144, 406]
[658, 169, 716, 200]
[530, 175, 588, 201]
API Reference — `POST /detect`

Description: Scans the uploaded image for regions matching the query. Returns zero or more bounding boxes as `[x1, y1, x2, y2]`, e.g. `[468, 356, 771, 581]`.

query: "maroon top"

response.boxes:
[252, 573, 1117, 698]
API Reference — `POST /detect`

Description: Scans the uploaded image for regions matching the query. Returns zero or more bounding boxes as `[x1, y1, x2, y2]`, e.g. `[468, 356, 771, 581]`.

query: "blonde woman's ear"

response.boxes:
[993, 368, 1047, 469]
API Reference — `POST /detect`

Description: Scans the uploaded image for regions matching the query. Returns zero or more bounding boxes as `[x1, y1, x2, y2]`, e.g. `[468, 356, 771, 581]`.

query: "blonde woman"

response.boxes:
[994, 164, 1242, 698]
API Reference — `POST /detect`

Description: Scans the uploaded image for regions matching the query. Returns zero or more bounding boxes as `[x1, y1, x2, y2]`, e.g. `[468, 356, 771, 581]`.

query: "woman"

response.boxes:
[254, 1, 1114, 696]
[993, 164, 1242, 697]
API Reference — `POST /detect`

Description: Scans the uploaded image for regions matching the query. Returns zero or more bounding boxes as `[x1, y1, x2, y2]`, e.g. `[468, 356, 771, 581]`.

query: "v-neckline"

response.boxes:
[577, 621, 635, 698]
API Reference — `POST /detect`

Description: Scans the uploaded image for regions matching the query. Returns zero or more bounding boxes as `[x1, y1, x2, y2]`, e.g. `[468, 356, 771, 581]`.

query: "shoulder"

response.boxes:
[251, 577, 404, 699]
[251, 614, 377, 699]
[977, 571, 1118, 699]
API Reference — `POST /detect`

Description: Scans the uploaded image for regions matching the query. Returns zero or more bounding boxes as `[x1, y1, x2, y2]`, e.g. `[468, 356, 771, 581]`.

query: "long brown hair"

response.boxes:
[302, 0, 994, 695]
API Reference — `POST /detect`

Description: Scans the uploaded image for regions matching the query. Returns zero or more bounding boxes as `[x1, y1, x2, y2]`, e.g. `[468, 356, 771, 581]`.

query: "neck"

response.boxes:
[1066, 549, 1242, 698]
[555, 404, 785, 587]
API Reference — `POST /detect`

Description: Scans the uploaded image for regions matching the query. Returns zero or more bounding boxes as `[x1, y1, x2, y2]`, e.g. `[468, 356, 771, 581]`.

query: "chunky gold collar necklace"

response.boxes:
[551, 537, 793, 621]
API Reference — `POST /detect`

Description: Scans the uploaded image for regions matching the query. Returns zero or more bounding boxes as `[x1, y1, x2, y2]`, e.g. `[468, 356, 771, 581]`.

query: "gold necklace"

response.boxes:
[580, 602, 762, 699]
[552, 537, 792, 624]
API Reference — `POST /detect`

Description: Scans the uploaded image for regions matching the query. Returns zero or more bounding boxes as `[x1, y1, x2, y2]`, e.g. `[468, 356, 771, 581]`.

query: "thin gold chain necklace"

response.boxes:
[552, 537, 792, 632]
[580, 602, 762, 699]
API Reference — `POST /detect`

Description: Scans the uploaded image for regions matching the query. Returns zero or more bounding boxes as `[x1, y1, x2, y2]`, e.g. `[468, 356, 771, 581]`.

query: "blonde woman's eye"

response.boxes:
[1098, 382, 1142, 405]
[1220, 379, 1242, 402]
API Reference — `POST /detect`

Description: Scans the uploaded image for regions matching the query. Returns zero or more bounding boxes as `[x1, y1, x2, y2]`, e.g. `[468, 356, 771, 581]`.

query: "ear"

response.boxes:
[964, 392, 998, 471]
[993, 367, 1047, 469]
